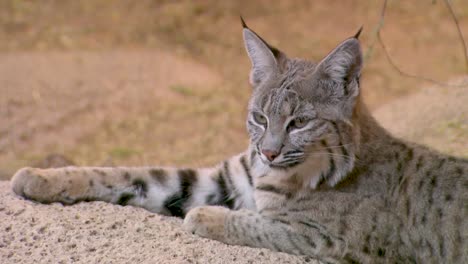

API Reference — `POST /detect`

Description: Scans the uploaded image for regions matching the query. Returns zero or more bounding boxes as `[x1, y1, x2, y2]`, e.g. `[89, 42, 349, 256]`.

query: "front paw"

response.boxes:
[11, 167, 62, 203]
[183, 206, 230, 242]
[11, 168, 49, 199]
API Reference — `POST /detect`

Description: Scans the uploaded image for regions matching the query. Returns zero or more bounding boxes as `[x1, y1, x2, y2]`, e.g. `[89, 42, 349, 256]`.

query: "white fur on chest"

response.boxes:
[251, 157, 326, 211]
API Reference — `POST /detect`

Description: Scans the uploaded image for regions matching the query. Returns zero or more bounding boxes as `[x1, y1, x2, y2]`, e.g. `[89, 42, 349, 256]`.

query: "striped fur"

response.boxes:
[12, 153, 256, 217]
[11, 23, 467, 263]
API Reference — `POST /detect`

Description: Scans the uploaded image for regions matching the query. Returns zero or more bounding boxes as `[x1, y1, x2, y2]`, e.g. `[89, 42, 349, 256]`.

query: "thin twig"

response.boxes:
[377, 31, 460, 86]
[370, 0, 468, 87]
[443, 0, 468, 73]
[363, 0, 387, 60]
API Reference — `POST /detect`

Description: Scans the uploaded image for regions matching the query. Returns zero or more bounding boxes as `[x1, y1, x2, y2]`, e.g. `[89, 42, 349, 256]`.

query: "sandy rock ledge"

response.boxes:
[0, 181, 317, 264]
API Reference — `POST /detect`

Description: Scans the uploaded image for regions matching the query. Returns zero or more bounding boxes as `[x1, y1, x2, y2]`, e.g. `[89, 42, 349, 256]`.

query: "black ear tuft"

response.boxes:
[353, 26, 364, 39]
[240, 15, 248, 29]
[241, 17, 283, 61]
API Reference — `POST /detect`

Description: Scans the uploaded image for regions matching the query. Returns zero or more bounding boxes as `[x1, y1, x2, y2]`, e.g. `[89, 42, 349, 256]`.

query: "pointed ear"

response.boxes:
[241, 19, 286, 87]
[310, 37, 363, 121]
[315, 38, 363, 96]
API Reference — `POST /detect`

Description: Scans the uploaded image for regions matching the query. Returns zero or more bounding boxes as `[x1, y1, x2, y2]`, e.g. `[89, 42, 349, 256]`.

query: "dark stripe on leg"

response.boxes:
[240, 155, 253, 186]
[163, 169, 197, 217]
[302, 234, 317, 249]
[297, 220, 324, 231]
[163, 193, 184, 217]
[117, 193, 135, 205]
[149, 169, 167, 185]
[205, 194, 218, 205]
[223, 161, 234, 187]
[179, 169, 197, 210]
[256, 184, 293, 199]
[132, 179, 148, 198]
[122, 171, 131, 181]
[286, 229, 307, 255]
[216, 171, 235, 209]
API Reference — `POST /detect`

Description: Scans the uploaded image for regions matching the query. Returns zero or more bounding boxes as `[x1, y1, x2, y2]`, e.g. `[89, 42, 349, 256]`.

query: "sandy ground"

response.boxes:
[0, 51, 225, 177]
[0, 181, 313, 264]
[375, 78, 468, 157]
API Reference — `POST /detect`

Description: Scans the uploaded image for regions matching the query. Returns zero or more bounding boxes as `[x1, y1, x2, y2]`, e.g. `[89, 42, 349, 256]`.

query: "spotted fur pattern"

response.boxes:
[11, 21, 467, 263]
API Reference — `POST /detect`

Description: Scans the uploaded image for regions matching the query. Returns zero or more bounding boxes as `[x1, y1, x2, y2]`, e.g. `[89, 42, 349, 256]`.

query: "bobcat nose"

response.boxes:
[262, 149, 279, 162]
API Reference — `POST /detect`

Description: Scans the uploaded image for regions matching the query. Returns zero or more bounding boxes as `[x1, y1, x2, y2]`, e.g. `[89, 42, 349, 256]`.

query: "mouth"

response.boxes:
[257, 152, 303, 169]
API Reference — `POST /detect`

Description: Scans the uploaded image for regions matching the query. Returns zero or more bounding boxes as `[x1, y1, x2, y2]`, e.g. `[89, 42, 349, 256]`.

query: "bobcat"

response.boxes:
[11, 19, 467, 263]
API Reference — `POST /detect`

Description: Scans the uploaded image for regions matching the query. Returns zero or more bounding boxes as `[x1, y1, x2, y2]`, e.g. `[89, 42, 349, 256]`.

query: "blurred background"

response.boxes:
[1, 0, 467, 180]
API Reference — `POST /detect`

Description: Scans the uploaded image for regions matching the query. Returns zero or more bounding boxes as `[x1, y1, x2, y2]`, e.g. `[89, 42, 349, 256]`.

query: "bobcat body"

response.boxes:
[11, 21, 467, 263]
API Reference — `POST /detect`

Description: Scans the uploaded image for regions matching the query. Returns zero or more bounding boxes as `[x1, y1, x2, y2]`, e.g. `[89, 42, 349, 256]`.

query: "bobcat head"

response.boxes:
[243, 18, 363, 187]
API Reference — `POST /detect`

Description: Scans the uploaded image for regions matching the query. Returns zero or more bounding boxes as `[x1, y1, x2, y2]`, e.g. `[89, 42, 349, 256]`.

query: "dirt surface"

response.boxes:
[375, 78, 468, 157]
[0, 51, 226, 178]
[1, 1, 467, 102]
[0, 181, 315, 264]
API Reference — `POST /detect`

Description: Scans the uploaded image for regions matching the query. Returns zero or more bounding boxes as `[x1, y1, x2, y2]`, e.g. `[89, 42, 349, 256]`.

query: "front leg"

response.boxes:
[10, 152, 256, 216]
[183, 207, 347, 262]
[11, 166, 195, 213]
[185, 193, 418, 263]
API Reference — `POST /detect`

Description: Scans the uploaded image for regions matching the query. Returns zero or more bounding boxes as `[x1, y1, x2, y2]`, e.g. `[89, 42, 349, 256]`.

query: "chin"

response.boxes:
[269, 161, 301, 170]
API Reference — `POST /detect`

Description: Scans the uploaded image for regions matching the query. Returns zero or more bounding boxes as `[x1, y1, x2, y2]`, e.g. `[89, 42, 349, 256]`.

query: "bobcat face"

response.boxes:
[247, 71, 331, 168]
[244, 23, 362, 172]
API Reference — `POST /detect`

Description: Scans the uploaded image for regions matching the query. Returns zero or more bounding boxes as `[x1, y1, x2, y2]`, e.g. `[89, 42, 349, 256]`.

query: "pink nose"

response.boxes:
[262, 149, 279, 162]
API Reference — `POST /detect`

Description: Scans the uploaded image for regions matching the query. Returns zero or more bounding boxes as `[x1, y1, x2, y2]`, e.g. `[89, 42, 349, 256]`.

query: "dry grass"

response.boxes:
[0, 0, 467, 179]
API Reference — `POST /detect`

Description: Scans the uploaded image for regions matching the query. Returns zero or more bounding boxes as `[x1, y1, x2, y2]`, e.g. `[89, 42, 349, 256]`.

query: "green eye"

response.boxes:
[289, 117, 309, 130]
[253, 112, 267, 125]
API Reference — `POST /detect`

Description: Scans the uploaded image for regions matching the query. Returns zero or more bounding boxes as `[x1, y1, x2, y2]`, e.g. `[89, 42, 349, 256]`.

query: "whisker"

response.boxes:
[304, 151, 355, 160]
[319, 143, 355, 149]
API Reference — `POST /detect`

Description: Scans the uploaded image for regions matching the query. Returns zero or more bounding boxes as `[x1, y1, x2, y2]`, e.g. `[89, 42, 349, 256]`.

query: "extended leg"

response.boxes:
[10, 153, 256, 216]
